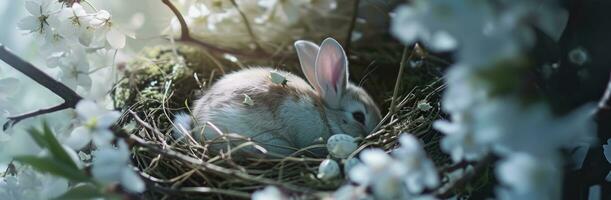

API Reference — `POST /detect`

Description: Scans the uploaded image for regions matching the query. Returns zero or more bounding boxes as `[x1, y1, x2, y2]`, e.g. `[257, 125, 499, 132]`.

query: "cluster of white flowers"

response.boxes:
[169, 0, 345, 51]
[390, 0, 597, 199]
[1, 1, 144, 198]
[0, 99, 144, 197]
[65, 100, 121, 149]
[0, 167, 69, 200]
[91, 139, 145, 193]
[341, 134, 438, 200]
[18, 0, 130, 91]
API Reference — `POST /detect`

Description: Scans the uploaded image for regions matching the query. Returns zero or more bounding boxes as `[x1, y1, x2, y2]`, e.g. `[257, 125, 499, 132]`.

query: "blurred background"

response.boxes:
[1, 0, 610, 199]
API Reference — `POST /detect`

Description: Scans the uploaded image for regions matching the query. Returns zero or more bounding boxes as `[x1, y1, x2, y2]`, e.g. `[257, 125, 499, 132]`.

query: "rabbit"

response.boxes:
[174, 38, 381, 158]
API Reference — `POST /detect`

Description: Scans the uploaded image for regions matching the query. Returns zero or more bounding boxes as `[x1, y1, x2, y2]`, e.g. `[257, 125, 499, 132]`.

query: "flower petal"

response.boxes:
[75, 100, 101, 119]
[92, 129, 114, 147]
[106, 28, 126, 49]
[17, 16, 40, 32]
[24, 1, 41, 16]
[121, 168, 145, 193]
[64, 126, 92, 150]
[97, 111, 120, 128]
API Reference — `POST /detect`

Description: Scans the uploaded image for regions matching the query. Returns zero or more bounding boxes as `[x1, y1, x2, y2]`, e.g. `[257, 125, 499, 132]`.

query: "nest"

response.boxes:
[112, 42, 449, 199]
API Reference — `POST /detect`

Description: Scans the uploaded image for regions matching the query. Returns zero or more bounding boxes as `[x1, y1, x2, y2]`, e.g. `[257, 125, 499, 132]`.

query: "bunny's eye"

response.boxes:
[352, 111, 365, 125]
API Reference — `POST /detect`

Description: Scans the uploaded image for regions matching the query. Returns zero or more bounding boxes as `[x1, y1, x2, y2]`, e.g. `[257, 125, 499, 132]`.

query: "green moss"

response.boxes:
[112, 45, 228, 126]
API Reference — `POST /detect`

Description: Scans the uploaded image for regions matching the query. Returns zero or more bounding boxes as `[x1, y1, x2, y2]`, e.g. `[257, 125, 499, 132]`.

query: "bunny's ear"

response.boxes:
[315, 38, 348, 108]
[294, 40, 321, 91]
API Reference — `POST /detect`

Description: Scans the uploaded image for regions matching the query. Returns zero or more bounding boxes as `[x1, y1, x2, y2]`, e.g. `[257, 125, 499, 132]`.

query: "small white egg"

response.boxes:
[327, 134, 358, 159]
[317, 159, 340, 181]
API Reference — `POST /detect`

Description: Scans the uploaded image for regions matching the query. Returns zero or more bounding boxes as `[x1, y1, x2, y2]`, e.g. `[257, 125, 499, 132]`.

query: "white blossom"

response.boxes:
[472, 98, 596, 157]
[56, 3, 95, 46]
[435, 79, 596, 161]
[343, 157, 359, 174]
[433, 69, 490, 163]
[333, 185, 371, 200]
[348, 139, 439, 199]
[65, 100, 120, 149]
[89, 10, 130, 49]
[252, 186, 286, 200]
[256, 0, 303, 25]
[54, 48, 92, 90]
[0, 168, 69, 200]
[348, 149, 394, 185]
[391, 0, 568, 66]
[434, 115, 489, 162]
[91, 140, 144, 193]
[17, 0, 61, 35]
[392, 134, 439, 193]
[496, 153, 561, 200]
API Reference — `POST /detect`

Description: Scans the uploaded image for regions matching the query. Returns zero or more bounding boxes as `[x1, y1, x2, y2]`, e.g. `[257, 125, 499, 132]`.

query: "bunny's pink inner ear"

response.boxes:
[315, 38, 348, 107]
[294, 40, 321, 91]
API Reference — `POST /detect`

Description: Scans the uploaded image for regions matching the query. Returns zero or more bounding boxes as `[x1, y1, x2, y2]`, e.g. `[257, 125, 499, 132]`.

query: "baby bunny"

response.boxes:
[175, 38, 381, 157]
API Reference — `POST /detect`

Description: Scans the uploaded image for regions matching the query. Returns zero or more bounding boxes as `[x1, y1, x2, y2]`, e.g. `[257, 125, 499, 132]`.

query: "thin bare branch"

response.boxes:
[161, 0, 189, 39]
[344, 0, 361, 57]
[3, 102, 73, 130]
[0, 44, 83, 130]
[229, 0, 263, 50]
[161, 0, 288, 59]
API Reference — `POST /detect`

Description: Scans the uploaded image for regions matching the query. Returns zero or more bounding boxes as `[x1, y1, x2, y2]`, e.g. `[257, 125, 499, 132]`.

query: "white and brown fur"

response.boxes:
[174, 38, 381, 157]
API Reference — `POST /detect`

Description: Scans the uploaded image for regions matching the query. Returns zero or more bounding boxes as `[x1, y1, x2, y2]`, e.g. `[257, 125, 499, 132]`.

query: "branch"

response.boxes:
[229, 0, 263, 51]
[344, 0, 361, 57]
[0, 44, 83, 130]
[161, 0, 189, 40]
[161, 0, 283, 59]
[3, 102, 73, 130]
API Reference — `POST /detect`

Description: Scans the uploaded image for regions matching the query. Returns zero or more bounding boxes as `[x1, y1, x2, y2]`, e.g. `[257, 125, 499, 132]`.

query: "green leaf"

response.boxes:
[27, 127, 48, 148]
[25, 122, 80, 170]
[15, 156, 89, 182]
[52, 184, 105, 200]
[40, 122, 80, 169]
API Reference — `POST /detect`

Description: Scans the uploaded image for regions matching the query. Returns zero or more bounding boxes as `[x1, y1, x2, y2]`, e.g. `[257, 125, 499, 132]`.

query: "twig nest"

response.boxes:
[343, 157, 360, 174]
[327, 134, 358, 159]
[317, 159, 340, 181]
